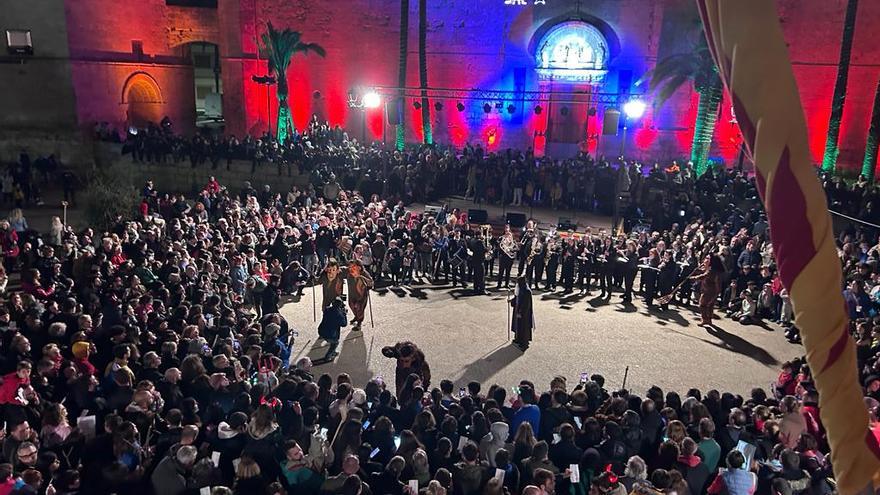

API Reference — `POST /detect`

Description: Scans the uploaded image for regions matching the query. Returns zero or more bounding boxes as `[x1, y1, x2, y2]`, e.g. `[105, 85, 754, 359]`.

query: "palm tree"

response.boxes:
[418, 0, 432, 145]
[862, 76, 880, 180]
[396, 0, 410, 151]
[645, 29, 722, 177]
[260, 22, 325, 144]
[822, 0, 859, 172]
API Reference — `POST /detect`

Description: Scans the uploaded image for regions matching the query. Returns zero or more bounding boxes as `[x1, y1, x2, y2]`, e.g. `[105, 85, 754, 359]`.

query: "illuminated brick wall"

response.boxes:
[51, 0, 880, 170]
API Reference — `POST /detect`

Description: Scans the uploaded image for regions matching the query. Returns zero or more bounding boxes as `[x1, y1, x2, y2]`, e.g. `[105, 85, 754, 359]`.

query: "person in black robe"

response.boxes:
[510, 276, 534, 351]
[318, 297, 348, 360]
[657, 250, 677, 311]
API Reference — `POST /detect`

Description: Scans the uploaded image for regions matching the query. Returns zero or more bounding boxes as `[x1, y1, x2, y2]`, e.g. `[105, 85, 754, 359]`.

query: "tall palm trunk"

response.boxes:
[822, 0, 859, 172]
[691, 78, 723, 177]
[862, 76, 880, 180]
[418, 0, 432, 145]
[276, 76, 291, 145]
[395, 0, 410, 151]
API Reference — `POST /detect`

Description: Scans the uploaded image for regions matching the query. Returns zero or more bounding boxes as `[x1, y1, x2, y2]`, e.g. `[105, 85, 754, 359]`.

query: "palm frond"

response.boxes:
[296, 42, 326, 58]
[645, 54, 696, 90]
[259, 22, 326, 77]
[655, 74, 691, 108]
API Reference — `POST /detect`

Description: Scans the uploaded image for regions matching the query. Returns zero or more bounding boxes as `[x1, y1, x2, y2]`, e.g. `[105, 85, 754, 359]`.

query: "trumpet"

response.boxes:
[481, 225, 493, 261]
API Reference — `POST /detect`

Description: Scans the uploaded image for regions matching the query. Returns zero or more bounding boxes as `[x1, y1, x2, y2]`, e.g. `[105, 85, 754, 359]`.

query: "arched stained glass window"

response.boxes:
[536, 21, 609, 82]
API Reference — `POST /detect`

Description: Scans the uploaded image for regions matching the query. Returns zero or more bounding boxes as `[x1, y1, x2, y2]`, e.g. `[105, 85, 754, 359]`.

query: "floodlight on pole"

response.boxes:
[363, 91, 381, 109]
[620, 98, 647, 158]
[623, 99, 647, 119]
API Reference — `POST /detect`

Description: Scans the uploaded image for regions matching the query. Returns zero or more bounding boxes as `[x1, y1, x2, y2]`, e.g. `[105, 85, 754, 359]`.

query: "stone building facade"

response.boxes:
[1, 0, 878, 171]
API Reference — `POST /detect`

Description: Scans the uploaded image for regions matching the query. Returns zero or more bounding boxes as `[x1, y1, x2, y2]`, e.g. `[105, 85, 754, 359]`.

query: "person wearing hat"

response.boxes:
[346, 260, 373, 331]
[317, 258, 346, 311]
[71, 340, 96, 376]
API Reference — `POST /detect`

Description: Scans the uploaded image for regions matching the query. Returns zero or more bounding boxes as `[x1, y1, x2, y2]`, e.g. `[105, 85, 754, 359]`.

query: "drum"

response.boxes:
[450, 254, 466, 269]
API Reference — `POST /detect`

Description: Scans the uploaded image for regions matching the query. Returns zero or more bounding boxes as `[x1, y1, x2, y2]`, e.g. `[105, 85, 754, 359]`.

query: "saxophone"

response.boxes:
[526, 233, 543, 265]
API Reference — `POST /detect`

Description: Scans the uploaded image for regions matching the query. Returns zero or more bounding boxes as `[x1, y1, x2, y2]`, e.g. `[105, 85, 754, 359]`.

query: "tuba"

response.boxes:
[500, 232, 518, 259]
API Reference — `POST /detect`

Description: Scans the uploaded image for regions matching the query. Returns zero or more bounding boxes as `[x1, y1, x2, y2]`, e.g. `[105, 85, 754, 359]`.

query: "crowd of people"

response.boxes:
[107, 115, 761, 219]
[0, 119, 877, 495]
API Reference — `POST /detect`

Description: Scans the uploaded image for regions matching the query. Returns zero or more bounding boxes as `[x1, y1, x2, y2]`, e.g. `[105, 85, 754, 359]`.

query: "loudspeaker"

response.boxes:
[506, 212, 527, 228]
[618, 70, 633, 96]
[557, 217, 577, 231]
[468, 209, 488, 224]
[603, 109, 621, 135]
[386, 98, 403, 126]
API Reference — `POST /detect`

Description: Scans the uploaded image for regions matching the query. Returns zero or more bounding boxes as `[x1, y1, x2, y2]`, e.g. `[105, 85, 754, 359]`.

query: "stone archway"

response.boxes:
[122, 72, 164, 128]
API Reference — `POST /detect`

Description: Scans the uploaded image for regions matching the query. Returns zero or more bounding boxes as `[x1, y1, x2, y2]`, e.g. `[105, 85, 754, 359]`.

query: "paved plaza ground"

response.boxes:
[281, 276, 799, 397]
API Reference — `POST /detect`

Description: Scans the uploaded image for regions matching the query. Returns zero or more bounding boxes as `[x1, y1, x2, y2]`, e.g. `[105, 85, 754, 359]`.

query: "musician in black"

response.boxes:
[484, 228, 497, 279]
[467, 233, 488, 295]
[431, 227, 450, 283]
[620, 239, 639, 303]
[576, 237, 594, 294]
[526, 236, 546, 290]
[544, 235, 561, 291]
[560, 237, 577, 292]
[517, 227, 535, 276]
[599, 236, 616, 298]
[641, 247, 661, 307]
[449, 231, 468, 288]
[496, 227, 516, 289]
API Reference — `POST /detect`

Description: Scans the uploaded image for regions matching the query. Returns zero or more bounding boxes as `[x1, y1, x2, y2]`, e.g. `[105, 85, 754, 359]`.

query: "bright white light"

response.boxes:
[624, 99, 647, 119]
[363, 91, 381, 109]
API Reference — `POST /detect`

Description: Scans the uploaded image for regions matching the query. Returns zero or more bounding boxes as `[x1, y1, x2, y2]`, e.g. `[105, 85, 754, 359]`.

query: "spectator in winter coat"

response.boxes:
[150, 445, 197, 495]
[381, 341, 431, 394]
[707, 450, 756, 495]
[675, 438, 710, 495]
[778, 396, 806, 450]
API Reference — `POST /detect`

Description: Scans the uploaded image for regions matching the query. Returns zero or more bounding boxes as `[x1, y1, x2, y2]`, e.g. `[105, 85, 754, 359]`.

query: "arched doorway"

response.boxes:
[122, 72, 164, 128]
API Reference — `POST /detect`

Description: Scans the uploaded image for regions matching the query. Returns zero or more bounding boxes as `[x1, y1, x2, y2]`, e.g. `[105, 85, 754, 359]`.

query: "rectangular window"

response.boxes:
[193, 53, 213, 69]
[131, 40, 143, 55]
[165, 0, 217, 7]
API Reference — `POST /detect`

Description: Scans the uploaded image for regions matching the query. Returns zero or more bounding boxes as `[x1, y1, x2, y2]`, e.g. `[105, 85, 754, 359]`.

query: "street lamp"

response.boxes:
[363, 91, 381, 109]
[348, 88, 383, 143]
[620, 98, 646, 158]
[252, 74, 277, 137]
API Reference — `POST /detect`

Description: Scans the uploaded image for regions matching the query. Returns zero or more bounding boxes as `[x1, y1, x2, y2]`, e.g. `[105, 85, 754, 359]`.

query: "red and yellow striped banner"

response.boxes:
[696, 1, 880, 492]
